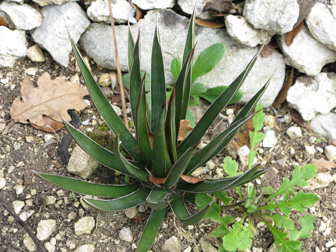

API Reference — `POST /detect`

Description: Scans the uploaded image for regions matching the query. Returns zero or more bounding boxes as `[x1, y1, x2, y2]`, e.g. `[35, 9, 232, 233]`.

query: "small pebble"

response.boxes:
[45, 196, 56, 205]
[12, 200, 25, 214]
[326, 241, 334, 248]
[25, 68, 39, 76]
[325, 145, 336, 161]
[119, 227, 133, 242]
[14, 185, 24, 195]
[264, 115, 275, 128]
[125, 207, 138, 219]
[45, 241, 55, 252]
[74, 217, 95, 236]
[305, 145, 316, 155]
[286, 126, 302, 139]
[36, 219, 56, 241]
[44, 134, 53, 142]
[98, 73, 111, 87]
[0, 178, 6, 189]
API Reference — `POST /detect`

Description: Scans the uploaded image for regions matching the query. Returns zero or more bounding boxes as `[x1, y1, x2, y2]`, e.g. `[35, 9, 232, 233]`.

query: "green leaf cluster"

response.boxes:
[196, 104, 319, 252]
[35, 12, 271, 252]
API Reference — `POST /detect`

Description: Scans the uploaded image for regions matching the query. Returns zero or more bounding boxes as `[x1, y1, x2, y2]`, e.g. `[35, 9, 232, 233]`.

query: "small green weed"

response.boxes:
[196, 104, 319, 252]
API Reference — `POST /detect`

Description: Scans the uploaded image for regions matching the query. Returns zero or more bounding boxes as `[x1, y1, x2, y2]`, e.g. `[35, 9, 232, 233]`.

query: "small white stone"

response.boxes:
[264, 115, 276, 128]
[305, 146, 316, 155]
[50, 237, 56, 246]
[319, 221, 327, 232]
[262, 128, 277, 148]
[317, 147, 324, 153]
[326, 241, 334, 247]
[75, 244, 95, 252]
[12, 200, 25, 214]
[44, 196, 56, 205]
[162, 236, 181, 252]
[330, 247, 336, 252]
[226, 108, 234, 116]
[27, 44, 45, 62]
[45, 242, 55, 252]
[98, 73, 111, 87]
[56, 190, 64, 197]
[253, 248, 263, 252]
[23, 233, 37, 252]
[25, 68, 39, 76]
[306, 172, 334, 190]
[0, 177, 6, 189]
[19, 210, 35, 222]
[36, 219, 56, 241]
[237, 145, 251, 167]
[111, 104, 121, 116]
[325, 145, 336, 161]
[119, 227, 133, 242]
[74, 217, 95, 236]
[44, 134, 53, 142]
[206, 160, 216, 170]
[324, 227, 331, 236]
[14, 185, 24, 195]
[286, 126, 302, 139]
[125, 206, 138, 219]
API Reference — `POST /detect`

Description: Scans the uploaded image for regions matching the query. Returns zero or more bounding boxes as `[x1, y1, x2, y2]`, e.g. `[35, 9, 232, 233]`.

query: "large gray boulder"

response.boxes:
[80, 10, 285, 107]
[32, 2, 90, 67]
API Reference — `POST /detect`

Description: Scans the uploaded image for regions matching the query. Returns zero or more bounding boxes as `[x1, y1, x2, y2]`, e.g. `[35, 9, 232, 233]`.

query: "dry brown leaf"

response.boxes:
[178, 120, 193, 141]
[232, 118, 254, 148]
[273, 68, 294, 108]
[290, 109, 312, 131]
[131, 4, 144, 21]
[31, 116, 64, 132]
[180, 175, 204, 184]
[10, 72, 89, 127]
[260, 41, 278, 58]
[285, 0, 316, 46]
[149, 176, 167, 184]
[148, 132, 154, 148]
[0, 16, 9, 27]
[203, 0, 238, 14]
[311, 158, 336, 172]
[195, 19, 225, 28]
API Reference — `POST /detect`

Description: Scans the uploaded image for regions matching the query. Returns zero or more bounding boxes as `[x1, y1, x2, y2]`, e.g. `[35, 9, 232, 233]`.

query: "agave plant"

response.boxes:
[35, 13, 270, 251]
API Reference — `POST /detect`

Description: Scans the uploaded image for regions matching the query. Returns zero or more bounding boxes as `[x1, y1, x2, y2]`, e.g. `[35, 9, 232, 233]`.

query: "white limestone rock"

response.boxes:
[243, 0, 299, 35]
[23, 233, 37, 252]
[74, 217, 95, 236]
[0, 26, 27, 67]
[225, 15, 271, 47]
[12, 200, 24, 214]
[27, 45, 45, 62]
[68, 145, 99, 179]
[36, 219, 56, 241]
[0, 178, 6, 189]
[119, 227, 133, 242]
[305, 172, 333, 190]
[87, 0, 136, 24]
[262, 127, 277, 148]
[32, 2, 90, 67]
[237, 145, 250, 167]
[277, 25, 336, 76]
[80, 9, 285, 107]
[306, 2, 336, 51]
[75, 244, 95, 252]
[311, 113, 336, 141]
[177, 0, 210, 19]
[163, 236, 181, 252]
[325, 145, 336, 161]
[132, 0, 175, 10]
[0, 1, 42, 30]
[286, 126, 302, 139]
[32, 0, 75, 6]
[287, 73, 336, 121]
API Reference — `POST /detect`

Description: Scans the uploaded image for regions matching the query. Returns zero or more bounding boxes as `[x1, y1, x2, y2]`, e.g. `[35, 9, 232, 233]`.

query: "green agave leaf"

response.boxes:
[35, 172, 141, 197]
[177, 165, 267, 193]
[185, 114, 254, 174]
[130, 33, 141, 127]
[181, 10, 196, 121]
[152, 107, 172, 177]
[83, 187, 151, 211]
[171, 57, 182, 81]
[136, 74, 153, 167]
[166, 88, 177, 162]
[170, 194, 211, 225]
[146, 188, 170, 210]
[70, 40, 142, 162]
[138, 208, 167, 252]
[151, 26, 166, 132]
[122, 71, 150, 91]
[164, 144, 197, 188]
[178, 48, 261, 156]
[199, 86, 243, 104]
[192, 43, 225, 82]
[113, 135, 150, 182]
[62, 119, 131, 175]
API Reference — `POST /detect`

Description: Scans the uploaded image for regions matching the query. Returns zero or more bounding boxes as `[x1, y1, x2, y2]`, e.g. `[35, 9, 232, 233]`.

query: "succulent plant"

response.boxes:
[35, 12, 270, 251]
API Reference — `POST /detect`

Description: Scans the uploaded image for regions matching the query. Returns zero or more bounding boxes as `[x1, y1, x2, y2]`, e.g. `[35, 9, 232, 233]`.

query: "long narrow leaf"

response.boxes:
[164, 144, 197, 188]
[136, 74, 153, 167]
[178, 48, 261, 155]
[151, 27, 166, 132]
[146, 188, 170, 210]
[63, 119, 129, 175]
[83, 187, 150, 211]
[185, 114, 254, 175]
[170, 194, 211, 225]
[35, 172, 140, 197]
[177, 165, 264, 193]
[130, 33, 141, 127]
[166, 89, 177, 162]
[70, 40, 142, 162]
[138, 208, 167, 252]
[128, 25, 134, 71]
[114, 135, 150, 182]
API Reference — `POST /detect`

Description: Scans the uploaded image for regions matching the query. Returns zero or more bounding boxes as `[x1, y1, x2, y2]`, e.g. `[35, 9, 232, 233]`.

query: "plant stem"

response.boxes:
[107, 0, 129, 129]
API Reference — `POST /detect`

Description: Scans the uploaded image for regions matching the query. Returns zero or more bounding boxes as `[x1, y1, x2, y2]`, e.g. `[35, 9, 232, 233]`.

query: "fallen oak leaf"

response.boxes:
[31, 116, 64, 132]
[311, 158, 336, 172]
[260, 41, 278, 58]
[181, 175, 204, 184]
[178, 120, 193, 141]
[0, 16, 9, 27]
[285, 21, 304, 46]
[10, 72, 89, 127]
[195, 19, 225, 28]
[273, 68, 294, 108]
